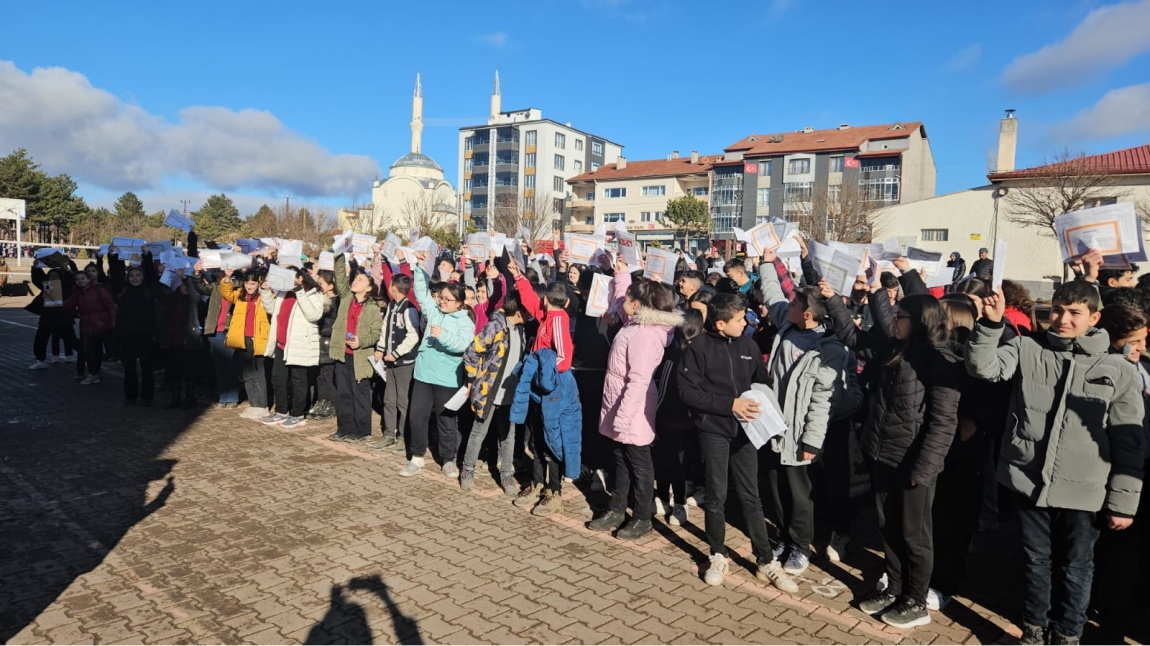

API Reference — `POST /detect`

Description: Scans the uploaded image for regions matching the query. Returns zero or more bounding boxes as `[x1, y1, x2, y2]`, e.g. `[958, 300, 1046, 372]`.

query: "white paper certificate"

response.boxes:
[350, 234, 376, 255]
[466, 233, 491, 261]
[809, 241, 858, 296]
[643, 248, 677, 285]
[200, 250, 222, 269]
[567, 235, 602, 264]
[266, 264, 297, 292]
[745, 221, 781, 257]
[318, 251, 335, 271]
[615, 229, 641, 270]
[164, 209, 194, 233]
[1055, 202, 1144, 262]
[585, 273, 614, 318]
[992, 239, 1007, 291]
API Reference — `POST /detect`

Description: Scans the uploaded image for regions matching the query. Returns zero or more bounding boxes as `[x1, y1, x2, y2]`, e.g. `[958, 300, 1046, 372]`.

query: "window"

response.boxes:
[1083, 197, 1119, 209]
[524, 197, 535, 213]
[554, 133, 566, 149]
[554, 154, 565, 171]
[640, 211, 664, 222]
[603, 187, 627, 198]
[585, 215, 595, 225]
[464, 158, 473, 172]
[525, 174, 535, 189]
[693, 186, 709, 196]
[592, 141, 604, 156]
[553, 176, 565, 192]
[756, 215, 772, 225]
[830, 156, 844, 173]
[575, 139, 584, 151]
[642, 185, 666, 197]
[757, 188, 771, 206]
[464, 178, 472, 191]
[574, 160, 583, 173]
[585, 191, 594, 200]
[525, 152, 536, 168]
[921, 229, 949, 242]
[603, 212, 625, 223]
[524, 130, 537, 146]
[591, 162, 601, 171]
[759, 160, 772, 177]
[465, 137, 474, 151]
[827, 185, 841, 204]
[783, 182, 813, 203]
[788, 158, 811, 174]
[860, 176, 900, 202]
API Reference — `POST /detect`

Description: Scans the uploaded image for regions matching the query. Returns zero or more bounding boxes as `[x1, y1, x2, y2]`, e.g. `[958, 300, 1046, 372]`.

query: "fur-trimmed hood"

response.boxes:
[632, 306, 684, 328]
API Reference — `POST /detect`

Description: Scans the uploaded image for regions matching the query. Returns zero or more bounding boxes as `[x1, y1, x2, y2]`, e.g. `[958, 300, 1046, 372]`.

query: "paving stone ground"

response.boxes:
[0, 296, 1137, 645]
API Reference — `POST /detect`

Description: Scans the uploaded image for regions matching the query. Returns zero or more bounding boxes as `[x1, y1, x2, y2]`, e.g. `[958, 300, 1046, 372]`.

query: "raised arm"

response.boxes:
[758, 260, 790, 329]
[411, 257, 433, 307]
[334, 253, 350, 298]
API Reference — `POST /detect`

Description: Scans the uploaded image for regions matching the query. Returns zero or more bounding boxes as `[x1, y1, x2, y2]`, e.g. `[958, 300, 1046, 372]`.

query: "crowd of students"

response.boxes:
[23, 230, 1148, 644]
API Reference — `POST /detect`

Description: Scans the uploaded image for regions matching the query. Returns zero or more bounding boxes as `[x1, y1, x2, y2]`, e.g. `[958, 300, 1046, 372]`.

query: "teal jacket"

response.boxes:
[412, 266, 473, 388]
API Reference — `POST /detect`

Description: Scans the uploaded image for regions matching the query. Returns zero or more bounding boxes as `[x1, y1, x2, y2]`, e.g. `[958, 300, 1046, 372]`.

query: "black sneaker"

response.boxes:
[1048, 628, 1079, 645]
[587, 510, 626, 532]
[880, 598, 930, 629]
[858, 591, 899, 616]
[615, 518, 653, 540]
[1019, 624, 1046, 645]
[327, 432, 349, 442]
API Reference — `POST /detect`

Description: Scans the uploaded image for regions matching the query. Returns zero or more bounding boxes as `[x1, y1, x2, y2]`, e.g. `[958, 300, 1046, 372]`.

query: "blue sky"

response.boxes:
[2, 0, 1148, 216]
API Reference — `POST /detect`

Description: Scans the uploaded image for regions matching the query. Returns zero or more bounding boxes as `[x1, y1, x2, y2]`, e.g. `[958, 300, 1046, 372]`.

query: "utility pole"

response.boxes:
[283, 195, 292, 217]
[179, 199, 191, 215]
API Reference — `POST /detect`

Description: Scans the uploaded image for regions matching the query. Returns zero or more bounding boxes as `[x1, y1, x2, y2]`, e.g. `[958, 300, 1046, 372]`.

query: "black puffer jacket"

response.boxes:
[678, 330, 768, 439]
[863, 343, 962, 486]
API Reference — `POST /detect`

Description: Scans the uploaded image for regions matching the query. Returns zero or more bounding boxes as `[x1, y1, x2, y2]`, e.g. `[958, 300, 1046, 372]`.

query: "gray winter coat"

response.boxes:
[966, 321, 1145, 517]
[761, 265, 863, 466]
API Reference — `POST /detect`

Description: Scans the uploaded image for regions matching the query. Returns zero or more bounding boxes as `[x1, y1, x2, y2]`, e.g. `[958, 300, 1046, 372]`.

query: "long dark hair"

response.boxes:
[626, 278, 676, 313]
[886, 294, 948, 367]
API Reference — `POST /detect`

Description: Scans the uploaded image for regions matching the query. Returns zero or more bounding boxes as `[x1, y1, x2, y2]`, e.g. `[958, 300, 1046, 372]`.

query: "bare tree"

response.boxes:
[244, 202, 337, 253]
[491, 191, 560, 249]
[784, 182, 884, 244]
[1002, 149, 1134, 237]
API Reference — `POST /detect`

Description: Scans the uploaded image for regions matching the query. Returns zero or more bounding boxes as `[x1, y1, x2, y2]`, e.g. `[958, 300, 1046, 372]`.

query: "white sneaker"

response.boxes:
[669, 504, 687, 526]
[399, 457, 425, 478]
[704, 553, 729, 586]
[63, 354, 77, 363]
[46, 356, 63, 364]
[80, 374, 101, 385]
[442, 462, 459, 479]
[241, 407, 267, 419]
[757, 558, 800, 593]
[28, 361, 49, 370]
[653, 497, 667, 517]
[825, 531, 850, 563]
[686, 488, 705, 508]
[926, 588, 950, 611]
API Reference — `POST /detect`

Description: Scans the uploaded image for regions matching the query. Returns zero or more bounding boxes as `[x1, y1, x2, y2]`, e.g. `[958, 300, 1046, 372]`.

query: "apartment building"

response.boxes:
[712, 121, 936, 238]
[566, 151, 716, 249]
[457, 72, 623, 230]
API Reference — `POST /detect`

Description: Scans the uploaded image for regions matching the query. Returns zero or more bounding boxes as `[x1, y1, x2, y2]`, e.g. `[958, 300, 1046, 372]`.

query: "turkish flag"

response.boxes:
[744, 163, 758, 174]
[844, 157, 860, 169]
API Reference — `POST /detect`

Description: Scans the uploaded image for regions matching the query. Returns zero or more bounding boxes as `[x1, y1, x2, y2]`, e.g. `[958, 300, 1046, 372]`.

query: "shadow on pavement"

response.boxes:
[305, 576, 423, 645]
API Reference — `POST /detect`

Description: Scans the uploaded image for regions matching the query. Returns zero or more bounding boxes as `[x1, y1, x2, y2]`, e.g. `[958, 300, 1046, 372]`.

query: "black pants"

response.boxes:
[34, 319, 76, 361]
[608, 440, 654, 519]
[574, 369, 611, 473]
[315, 362, 336, 403]
[1017, 493, 1100, 638]
[270, 347, 309, 417]
[334, 359, 372, 438]
[1091, 458, 1150, 641]
[120, 336, 155, 402]
[407, 379, 460, 464]
[239, 341, 268, 409]
[654, 419, 692, 505]
[813, 417, 856, 535]
[528, 402, 561, 493]
[930, 443, 984, 595]
[166, 347, 199, 403]
[872, 461, 936, 605]
[82, 331, 109, 376]
[764, 451, 815, 557]
[48, 325, 76, 357]
[699, 430, 775, 561]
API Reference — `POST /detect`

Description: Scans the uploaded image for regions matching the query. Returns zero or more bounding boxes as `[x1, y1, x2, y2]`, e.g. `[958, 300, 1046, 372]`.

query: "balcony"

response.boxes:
[568, 197, 594, 210]
[471, 159, 490, 171]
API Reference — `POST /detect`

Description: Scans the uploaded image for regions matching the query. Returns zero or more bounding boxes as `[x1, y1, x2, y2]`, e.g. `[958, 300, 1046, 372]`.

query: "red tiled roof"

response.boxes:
[856, 149, 905, 157]
[568, 155, 722, 183]
[725, 122, 924, 157]
[988, 144, 1150, 181]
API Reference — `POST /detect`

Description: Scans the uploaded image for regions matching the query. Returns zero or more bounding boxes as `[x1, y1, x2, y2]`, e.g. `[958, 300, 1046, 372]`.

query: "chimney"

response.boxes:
[617, 156, 627, 170]
[671, 150, 679, 159]
[691, 150, 699, 164]
[803, 126, 814, 134]
[838, 123, 850, 130]
[996, 109, 1018, 173]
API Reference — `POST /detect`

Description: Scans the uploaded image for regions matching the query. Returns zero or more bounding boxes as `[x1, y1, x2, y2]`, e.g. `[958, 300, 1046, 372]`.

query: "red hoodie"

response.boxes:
[515, 275, 572, 372]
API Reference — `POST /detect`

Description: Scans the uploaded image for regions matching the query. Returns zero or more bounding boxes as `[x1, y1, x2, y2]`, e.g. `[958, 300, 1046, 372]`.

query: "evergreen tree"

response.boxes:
[191, 194, 242, 241]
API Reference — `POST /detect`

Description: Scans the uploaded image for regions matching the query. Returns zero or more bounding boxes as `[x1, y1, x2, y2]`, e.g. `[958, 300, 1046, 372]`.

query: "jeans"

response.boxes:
[407, 379, 460, 463]
[335, 358, 372, 438]
[209, 333, 239, 404]
[239, 341, 268, 409]
[1016, 493, 1100, 637]
[699, 430, 775, 561]
[608, 440, 655, 520]
[461, 404, 515, 483]
[82, 331, 109, 376]
[270, 347, 309, 417]
[529, 402, 562, 493]
[120, 336, 155, 402]
[873, 461, 937, 605]
[763, 452, 815, 557]
[382, 363, 415, 437]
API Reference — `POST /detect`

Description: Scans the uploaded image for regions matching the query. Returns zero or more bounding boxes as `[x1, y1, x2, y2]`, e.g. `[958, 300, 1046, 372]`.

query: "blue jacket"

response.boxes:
[510, 348, 582, 479]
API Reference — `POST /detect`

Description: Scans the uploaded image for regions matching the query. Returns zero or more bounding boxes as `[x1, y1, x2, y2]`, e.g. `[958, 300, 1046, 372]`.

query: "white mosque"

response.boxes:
[339, 74, 457, 235]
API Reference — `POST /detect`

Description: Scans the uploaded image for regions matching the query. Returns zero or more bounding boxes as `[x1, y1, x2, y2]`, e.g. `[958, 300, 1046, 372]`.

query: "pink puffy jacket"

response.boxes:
[598, 274, 683, 446]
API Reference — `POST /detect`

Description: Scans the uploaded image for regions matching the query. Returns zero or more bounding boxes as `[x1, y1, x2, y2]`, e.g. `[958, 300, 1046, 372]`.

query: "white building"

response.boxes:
[339, 74, 457, 235]
[877, 112, 1150, 295]
[457, 72, 623, 231]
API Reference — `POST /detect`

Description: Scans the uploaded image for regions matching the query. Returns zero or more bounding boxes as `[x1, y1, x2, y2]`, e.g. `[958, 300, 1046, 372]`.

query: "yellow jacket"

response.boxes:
[219, 279, 270, 355]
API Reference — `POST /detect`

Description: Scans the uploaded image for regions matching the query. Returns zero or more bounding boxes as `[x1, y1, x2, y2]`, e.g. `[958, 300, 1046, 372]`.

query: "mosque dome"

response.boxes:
[390, 152, 442, 172]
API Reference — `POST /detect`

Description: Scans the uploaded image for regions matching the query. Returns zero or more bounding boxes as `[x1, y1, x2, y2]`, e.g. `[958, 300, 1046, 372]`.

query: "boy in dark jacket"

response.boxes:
[678, 292, 798, 593]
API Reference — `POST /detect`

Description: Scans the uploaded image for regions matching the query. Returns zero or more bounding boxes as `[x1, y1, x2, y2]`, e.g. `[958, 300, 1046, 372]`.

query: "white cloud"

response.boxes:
[1052, 82, 1150, 140]
[0, 61, 379, 198]
[947, 43, 981, 72]
[1002, 0, 1150, 94]
[479, 32, 509, 48]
